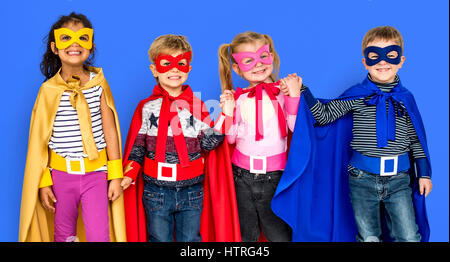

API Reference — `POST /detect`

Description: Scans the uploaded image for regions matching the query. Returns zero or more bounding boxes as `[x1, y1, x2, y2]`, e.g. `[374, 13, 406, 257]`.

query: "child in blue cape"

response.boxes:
[272, 26, 432, 242]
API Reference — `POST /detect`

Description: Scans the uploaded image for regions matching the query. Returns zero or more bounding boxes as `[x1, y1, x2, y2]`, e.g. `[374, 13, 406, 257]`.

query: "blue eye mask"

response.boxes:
[364, 45, 402, 66]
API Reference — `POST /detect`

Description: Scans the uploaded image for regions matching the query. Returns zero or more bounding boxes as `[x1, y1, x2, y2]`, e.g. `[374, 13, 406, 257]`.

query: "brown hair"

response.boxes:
[218, 31, 280, 91]
[148, 34, 192, 63]
[40, 12, 95, 80]
[362, 26, 404, 55]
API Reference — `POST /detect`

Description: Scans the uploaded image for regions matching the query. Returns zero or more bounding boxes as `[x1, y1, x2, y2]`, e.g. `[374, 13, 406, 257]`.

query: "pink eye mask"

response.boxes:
[232, 44, 273, 72]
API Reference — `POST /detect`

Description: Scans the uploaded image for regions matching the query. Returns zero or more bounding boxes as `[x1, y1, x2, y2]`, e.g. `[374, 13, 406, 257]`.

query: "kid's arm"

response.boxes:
[279, 74, 301, 131]
[200, 113, 233, 152]
[39, 167, 57, 212]
[284, 95, 300, 132]
[417, 159, 433, 197]
[302, 86, 355, 125]
[225, 102, 240, 145]
[219, 89, 239, 144]
[406, 114, 430, 179]
[121, 103, 151, 183]
[39, 167, 53, 188]
[122, 117, 148, 182]
[100, 92, 123, 181]
[100, 92, 123, 201]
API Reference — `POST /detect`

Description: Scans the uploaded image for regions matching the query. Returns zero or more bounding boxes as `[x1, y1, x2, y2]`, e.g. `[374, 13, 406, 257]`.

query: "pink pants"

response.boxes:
[51, 169, 110, 242]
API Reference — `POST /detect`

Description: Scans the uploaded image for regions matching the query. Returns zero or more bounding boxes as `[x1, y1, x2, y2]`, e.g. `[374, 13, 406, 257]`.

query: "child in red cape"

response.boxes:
[121, 35, 240, 242]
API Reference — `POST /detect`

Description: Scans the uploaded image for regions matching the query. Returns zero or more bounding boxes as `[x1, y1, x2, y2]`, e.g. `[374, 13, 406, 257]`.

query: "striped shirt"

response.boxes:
[304, 75, 426, 163]
[48, 72, 107, 171]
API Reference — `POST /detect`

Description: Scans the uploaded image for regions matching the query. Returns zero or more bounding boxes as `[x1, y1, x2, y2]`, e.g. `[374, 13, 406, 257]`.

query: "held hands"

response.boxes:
[121, 160, 138, 190]
[220, 89, 236, 117]
[419, 178, 432, 197]
[280, 73, 302, 97]
[121, 176, 133, 190]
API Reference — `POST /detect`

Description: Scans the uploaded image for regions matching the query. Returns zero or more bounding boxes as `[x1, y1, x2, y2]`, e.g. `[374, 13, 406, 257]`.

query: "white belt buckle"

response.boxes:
[66, 157, 85, 175]
[157, 162, 177, 181]
[380, 155, 398, 176]
[250, 156, 267, 174]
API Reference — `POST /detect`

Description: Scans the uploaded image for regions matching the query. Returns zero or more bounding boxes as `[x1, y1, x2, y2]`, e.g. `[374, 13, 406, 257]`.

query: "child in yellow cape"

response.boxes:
[19, 12, 126, 242]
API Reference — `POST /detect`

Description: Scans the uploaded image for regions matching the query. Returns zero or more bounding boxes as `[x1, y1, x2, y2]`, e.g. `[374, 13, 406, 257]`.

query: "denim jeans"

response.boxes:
[348, 167, 421, 242]
[233, 164, 292, 242]
[142, 181, 203, 242]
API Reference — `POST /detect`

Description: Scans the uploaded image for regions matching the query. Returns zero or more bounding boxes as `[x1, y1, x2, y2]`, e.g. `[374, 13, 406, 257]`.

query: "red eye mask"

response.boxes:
[155, 51, 192, 73]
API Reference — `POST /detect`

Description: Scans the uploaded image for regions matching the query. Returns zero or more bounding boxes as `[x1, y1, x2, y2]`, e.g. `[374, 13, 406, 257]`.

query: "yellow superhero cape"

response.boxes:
[19, 66, 126, 242]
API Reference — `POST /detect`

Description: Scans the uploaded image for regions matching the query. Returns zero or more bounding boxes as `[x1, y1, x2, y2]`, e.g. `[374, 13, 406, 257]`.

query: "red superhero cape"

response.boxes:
[122, 86, 241, 242]
[201, 140, 241, 241]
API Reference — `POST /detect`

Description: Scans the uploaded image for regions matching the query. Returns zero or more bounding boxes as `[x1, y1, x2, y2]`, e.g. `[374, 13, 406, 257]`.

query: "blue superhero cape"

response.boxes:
[272, 77, 431, 242]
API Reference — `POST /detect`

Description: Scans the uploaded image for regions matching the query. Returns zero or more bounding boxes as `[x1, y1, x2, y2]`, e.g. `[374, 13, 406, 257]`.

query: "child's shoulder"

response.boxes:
[39, 76, 63, 95]
[139, 95, 161, 109]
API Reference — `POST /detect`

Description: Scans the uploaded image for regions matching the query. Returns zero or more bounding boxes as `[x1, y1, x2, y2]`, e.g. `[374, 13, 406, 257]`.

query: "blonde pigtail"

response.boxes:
[218, 43, 234, 91]
[263, 34, 280, 82]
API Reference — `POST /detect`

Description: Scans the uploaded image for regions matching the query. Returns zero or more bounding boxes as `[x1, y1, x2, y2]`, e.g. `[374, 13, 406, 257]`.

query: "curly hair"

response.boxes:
[40, 12, 96, 81]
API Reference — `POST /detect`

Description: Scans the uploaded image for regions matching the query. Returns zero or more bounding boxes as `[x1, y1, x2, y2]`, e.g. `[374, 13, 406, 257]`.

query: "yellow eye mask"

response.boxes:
[54, 28, 93, 50]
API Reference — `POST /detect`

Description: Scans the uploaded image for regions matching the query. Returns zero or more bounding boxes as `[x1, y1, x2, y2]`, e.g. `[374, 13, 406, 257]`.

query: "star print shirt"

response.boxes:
[128, 97, 229, 187]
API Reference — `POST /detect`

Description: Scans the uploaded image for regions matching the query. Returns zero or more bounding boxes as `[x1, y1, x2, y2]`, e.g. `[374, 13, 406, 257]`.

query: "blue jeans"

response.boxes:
[348, 167, 421, 242]
[142, 181, 203, 242]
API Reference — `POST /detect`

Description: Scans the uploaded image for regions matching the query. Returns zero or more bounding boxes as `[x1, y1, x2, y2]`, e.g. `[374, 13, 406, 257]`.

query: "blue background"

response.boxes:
[0, 0, 448, 242]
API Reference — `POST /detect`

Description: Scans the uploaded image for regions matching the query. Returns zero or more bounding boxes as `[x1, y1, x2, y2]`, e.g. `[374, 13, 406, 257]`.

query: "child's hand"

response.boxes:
[419, 178, 433, 197]
[279, 78, 289, 96]
[280, 73, 302, 97]
[39, 186, 57, 213]
[220, 89, 235, 117]
[108, 178, 123, 201]
[121, 176, 134, 190]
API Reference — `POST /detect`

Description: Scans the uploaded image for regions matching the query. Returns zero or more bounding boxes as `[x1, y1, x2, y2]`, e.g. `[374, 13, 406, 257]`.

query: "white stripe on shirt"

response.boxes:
[48, 72, 107, 172]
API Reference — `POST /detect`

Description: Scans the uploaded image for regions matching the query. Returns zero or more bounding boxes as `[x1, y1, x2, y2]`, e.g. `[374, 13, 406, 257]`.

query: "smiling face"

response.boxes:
[150, 49, 191, 96]
[232, 40, 274, 87]
[51, 21, 93, 68]
[363, 39, 405, 83]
